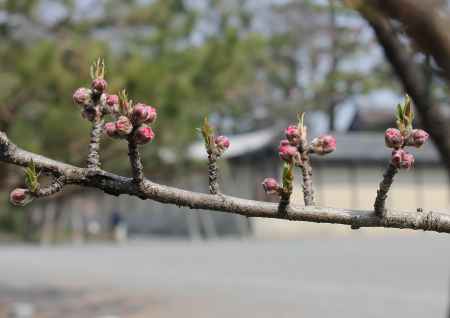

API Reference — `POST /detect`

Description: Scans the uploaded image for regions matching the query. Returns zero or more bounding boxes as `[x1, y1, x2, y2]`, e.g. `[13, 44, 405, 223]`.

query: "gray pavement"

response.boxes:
[0, 233, 449, 317]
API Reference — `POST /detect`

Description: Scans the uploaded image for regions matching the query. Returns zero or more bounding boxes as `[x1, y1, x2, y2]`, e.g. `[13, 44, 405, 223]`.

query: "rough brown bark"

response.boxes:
[86, 119, 104, 170]
[127, 137, 145, 186]
[2, 130, 450, 234]
[374, 163, 398, 215]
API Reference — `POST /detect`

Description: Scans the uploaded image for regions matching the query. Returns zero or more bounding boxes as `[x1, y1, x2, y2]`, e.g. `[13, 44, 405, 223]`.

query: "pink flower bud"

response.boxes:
[9, 188, 31, 206]
[262, 178, 280, 194]
[215, 135, 230, 151]
[145, 106, 157, 124]
[104, 122, 118, 138]
[278, 139, 299, 162]
[106, 94, 119, 107]
[411, 129, 429, 148]
[391, 149, 404, 168]
[311, 135, 336, 155]
[400, 151, 415, 170]
[132, 104, 157, 125]
[92, 78, 108, 93]
[115, 116, 133, 136]
[385, 128, 403, 149]
[73, 87, 92, 105]
[134, 125, 155, 145]
[285, 125, 301, 146]
[391, 149, 414, 170]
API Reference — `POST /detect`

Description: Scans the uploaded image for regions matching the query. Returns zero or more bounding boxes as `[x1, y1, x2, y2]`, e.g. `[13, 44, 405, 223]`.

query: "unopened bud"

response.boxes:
[115, 116, 133, 136]
[391, 149, 414, 170]
[385, 128, 403, 149]
[73, 88, 92, 105]
[278, 139, 299, 162]
[104, 122, 118, 138]
[311, 135, 336, 155]
[132, 104, 157, 125]
[285, 125, 301, 146]
[134, 125, 155, 145]
[410, 129, 429, 148]
[262, 178, 280, 194]
[92, 78, 108, 93]
[9, 188, 32, 206]
[215, 135, 230, 151]
[400, 151, 415, 170]
[106, 94, 119, 107]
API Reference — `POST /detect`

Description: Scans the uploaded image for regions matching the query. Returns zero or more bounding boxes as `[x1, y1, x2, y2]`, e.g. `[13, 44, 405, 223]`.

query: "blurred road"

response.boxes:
[0, 233, 450, 317]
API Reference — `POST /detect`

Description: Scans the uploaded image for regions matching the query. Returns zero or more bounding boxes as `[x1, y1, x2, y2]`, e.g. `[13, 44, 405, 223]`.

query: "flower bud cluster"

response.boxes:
[104, 99, 157, 145]
[263, 121, 336, 195]
[384, 127, 429, 170]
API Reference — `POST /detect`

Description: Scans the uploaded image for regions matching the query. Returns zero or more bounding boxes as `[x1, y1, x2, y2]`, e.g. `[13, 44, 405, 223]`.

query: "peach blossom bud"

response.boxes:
[73, 87, 91, 105]
[400, 151, 415, 170]
[391, 149, 404, 168]
[144, 106, 157, 124]
[285, 125, 301, 146]
[385, 128, 403, 149]
[132, 104, 157, 125]
[9, 188, 31, 206]
[92, 78, 108, 93]
[106, 94, 119, 107]
[134, 125, 155, 145]
[262, 178, 280, 194]
[104, 122, 118, 138]
[411, 129, 429, 148]
[311, 135, 336, 155]
[215, 135, 230, 151]
[115, 116, 133, 136]
[278, 139, 298, 162]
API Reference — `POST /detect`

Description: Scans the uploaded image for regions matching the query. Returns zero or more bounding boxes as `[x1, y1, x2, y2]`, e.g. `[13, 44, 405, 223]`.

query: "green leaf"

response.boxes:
[199, 117, 215, 152]
[24, 160, 39, 192]
[282, 162, 293, 192]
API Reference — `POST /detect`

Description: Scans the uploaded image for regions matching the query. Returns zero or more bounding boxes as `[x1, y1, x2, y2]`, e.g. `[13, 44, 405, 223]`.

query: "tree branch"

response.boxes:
[2, 130, 450, 234]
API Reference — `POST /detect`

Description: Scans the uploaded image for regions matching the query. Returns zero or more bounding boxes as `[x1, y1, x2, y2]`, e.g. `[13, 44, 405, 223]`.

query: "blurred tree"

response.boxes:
[0, 0, 268, 232]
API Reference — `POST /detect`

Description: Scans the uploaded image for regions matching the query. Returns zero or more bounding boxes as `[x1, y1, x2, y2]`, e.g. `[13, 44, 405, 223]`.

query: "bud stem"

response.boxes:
[208, 152, 220, 195]
[128, 137, 145, 186]
[374, 163, 398, 216]
[298, 138, 314, 206]
[86, 119, 104, 170]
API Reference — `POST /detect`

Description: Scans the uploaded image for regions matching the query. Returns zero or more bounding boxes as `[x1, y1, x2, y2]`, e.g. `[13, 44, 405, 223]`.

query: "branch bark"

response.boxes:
[374, 163, 398, 215]
[2, 130, 450, 234]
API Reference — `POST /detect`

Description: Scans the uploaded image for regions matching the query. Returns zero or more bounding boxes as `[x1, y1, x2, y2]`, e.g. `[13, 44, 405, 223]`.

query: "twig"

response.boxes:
[298, 139, 314, 206]
[374, 163, 398, 216]
[207, 152, 219, 195]
[127, 137, 145, 186]
[86, 119, 104, 170]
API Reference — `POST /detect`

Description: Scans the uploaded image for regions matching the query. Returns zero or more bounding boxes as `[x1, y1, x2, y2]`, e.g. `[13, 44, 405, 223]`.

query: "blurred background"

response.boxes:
[1, 0, 450, 317]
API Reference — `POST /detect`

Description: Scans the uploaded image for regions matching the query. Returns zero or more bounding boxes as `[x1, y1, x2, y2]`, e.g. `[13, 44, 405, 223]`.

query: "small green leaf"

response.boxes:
[24, 160, 39, 192]
[282, 163, 294, 193]
[199, 117, 216, 152]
